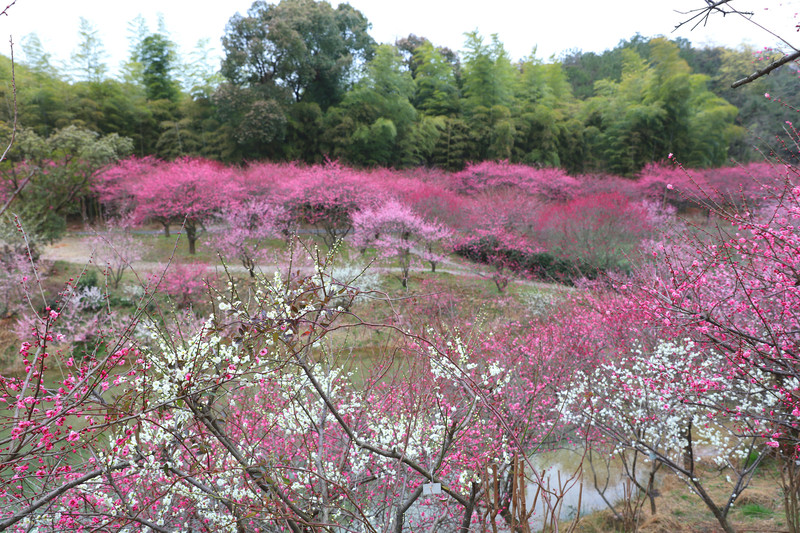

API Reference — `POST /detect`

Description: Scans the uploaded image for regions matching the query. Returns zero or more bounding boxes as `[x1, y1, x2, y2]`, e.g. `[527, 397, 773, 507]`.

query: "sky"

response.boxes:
[0, 0, 798, 76]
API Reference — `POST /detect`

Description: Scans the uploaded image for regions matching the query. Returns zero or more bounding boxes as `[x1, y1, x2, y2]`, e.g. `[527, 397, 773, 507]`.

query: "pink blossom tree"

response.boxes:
[280, 161, 383, 248]
[628, 143, 800, 531]
[96, 157, 243, 254]
[93, 156, 161, 222]
[352, 199, 451, 288]
[210, 198, 285, 277]
[0, 248, 587, 532]
[134, 158, 242, 254]
[535, 192, 652, 276]
[453, 227, 538, 292]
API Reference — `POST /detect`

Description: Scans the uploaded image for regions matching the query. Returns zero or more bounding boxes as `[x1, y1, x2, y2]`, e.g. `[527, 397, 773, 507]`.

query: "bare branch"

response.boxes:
[0, 168, 31, 217]
[673, 0, 751, 33]
[674, 1, 800, 87]
[0, 36, 16, 164]
[0, 1, 17, 18]
[732, 50, 800, 88]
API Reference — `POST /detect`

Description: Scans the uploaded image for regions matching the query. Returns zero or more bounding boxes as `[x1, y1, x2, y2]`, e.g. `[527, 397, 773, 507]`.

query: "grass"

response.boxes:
[740, 503, 774, 518]
[572, 461, 785, 532]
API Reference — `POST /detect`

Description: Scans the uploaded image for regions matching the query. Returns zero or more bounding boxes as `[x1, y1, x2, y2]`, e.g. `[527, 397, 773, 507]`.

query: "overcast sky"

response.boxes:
[1, 0, 798, 75]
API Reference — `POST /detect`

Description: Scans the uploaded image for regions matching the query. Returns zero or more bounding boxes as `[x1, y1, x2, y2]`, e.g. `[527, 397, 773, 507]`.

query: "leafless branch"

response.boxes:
[0, 36, 16, 164]
[673, 0, 751, 32]
[0, 168, 31, 217]
[0, 0, 17, 18]
[674, 1, 800, 88]
[732, 49, 800, 88]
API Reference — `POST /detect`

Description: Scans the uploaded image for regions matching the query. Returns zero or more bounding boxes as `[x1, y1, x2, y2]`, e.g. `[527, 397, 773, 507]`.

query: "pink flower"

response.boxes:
[668, 153, 673, 159]
[765, 93, 771, 98]
[766, 440, 780, 448]
[66, 431, 80, 443]
[667, 184, 674, 190]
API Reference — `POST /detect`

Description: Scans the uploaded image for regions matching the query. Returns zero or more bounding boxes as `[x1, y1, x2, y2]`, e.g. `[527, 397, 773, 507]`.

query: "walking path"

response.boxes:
[41, 233, 565, 292]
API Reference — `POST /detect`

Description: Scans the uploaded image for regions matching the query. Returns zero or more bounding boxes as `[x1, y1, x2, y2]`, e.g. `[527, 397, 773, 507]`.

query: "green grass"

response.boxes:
[137, 232, 218, 263]
[740, 503, 774, 518]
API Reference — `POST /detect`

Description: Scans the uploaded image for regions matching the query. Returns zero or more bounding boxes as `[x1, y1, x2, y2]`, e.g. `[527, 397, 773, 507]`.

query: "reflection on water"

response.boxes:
[527, 449, 634, 526]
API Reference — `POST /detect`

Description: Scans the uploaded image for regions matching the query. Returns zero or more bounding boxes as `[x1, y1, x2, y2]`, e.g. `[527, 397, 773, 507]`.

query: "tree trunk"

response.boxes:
[186, 222, 197, 255]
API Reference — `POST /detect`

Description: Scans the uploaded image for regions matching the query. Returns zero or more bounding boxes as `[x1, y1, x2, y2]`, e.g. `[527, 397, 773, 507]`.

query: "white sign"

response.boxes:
[422, 483, 442, 495]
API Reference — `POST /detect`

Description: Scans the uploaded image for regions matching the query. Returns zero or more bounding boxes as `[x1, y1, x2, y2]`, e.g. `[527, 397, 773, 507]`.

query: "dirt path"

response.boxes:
[41, 234, 562, 292]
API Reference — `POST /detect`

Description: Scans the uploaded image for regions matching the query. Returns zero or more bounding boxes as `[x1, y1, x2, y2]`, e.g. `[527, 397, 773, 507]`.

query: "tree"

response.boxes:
[460, 32, 517, 161]
[582, 39, 740, 175]
[19, 33, 57, 79]
[140, 33, 180, 102]
[633, 140, 800, 530]
[413, 40, 461, 117]
[211, 198, 285, 277]
[562, 339, 774, 533]
[279, 161, 380, 248]
[535, 192, 652, 275]
[454, 227, 537, 292]
[0, 125, 133, 243]
[352, 198, 451, 287]
[514, 57, 577, 167]
[84, 218, 143, 289]
[70, 17, 108, 83]
[0, 238, 593, 531]
[212, 82, 288, 159]
[221, 0, 374, 109]
[461, 31, 515, 113]
[676, 0, 800, 88]
[98, 157, 242, 254]
[325, 44, 418, 167]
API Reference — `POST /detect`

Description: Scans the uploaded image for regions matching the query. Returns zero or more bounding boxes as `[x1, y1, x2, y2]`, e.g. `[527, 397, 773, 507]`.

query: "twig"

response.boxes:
[732, 50, 800, 88]
[0, 36, 16, 164]
[0, 461, 132, 530]
[673, 0, 750, 32]
[674, 0, 799, 88]
[0, 168, 31, 217]
[0, 0, 17, 18]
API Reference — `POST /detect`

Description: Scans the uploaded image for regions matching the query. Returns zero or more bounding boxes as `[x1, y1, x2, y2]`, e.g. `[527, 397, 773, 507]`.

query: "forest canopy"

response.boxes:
[0, 0, 797, 175]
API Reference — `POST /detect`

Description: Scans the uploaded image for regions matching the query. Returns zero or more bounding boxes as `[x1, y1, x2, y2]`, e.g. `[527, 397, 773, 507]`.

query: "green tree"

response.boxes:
[119, 14, 149, 85]
[179, 38, 224, 99]
[395, 33, 429, 78]
[284, 101, 324, 163]
[461, 31, 515, 112]
[461, 32, 517, 161]
[20, 33, 58, 78]
[513, 56, 578, 167]
[1, 126, 133, 242]
[326, 44, 417, 166]
[585, 49, 665, 175]
[70, 17, 108, 83]
[706, 46, 798, 161]
[221, 0, 374, 109]
[581, 39, 740, 175]
[413, 41, 460, 117]
[430, 117, 471, 170]
[140, 33, 180, 102]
